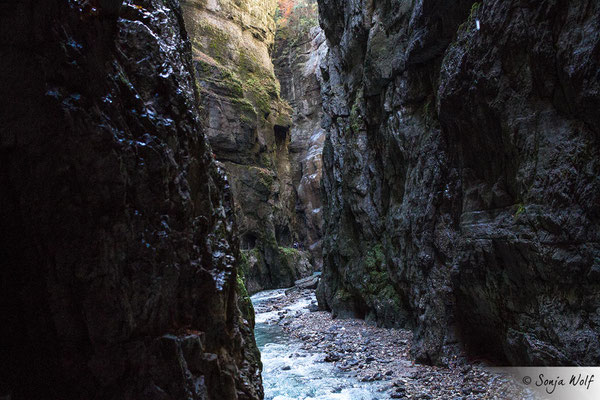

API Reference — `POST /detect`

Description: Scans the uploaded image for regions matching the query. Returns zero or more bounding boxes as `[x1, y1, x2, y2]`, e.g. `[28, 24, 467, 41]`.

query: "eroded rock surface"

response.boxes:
[0, 1, 261, 398]
[274, 19, 328, 269]
[317, 0, 600, 365]
[182, 0, 315, 293]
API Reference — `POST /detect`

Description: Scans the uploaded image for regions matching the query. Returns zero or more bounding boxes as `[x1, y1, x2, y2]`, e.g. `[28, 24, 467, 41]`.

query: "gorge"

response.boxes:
[0, 0, 598, 399]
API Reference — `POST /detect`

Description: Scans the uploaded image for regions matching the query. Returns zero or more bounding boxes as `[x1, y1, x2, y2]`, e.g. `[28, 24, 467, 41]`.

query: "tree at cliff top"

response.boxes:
[276, 0, 318, 41]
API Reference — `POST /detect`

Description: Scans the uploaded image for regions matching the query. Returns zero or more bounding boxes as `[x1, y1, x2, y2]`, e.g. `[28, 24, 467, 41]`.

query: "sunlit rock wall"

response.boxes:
[183, 0, 314, 293]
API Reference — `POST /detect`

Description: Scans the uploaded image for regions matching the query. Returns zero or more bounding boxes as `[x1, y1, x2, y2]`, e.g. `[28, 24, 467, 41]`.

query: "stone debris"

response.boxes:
[261, 288, 542, 400]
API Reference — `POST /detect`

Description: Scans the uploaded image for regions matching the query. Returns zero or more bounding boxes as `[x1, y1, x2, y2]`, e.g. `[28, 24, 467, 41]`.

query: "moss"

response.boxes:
[193, 23, 231, 63]
[362, 243, 393, 296]
[380, 284, 398, 301]
[256, 168, 275, 189]
[422, 97, 440, 129]
[279, 247, 300, 257]
[364, 243, 384, 270]
[261, 230, 279, 250]
[211, 76, 245, 98]
[514, 203, 526, 219]
[275, 110, 292, 127]
[236, 48, 287, 121]
[238, 250, 249, 280]
[265, 80, 280, 100]
[236, 270, 255, 326]
[259, 153, 274, 169]
[117, 70, 132, 89]
[195, 59, 246, 99]
[236, 247, 257, 326]
[243, 75, 274, 118]
[231, 97, 258, 125]
[333, 288, 353, 303]
[350, 88, 364, 134]
[192, 24, 284, 123]
[238, 49, 259, 77]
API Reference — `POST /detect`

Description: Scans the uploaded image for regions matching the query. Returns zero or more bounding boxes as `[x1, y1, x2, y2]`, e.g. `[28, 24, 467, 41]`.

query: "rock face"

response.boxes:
[182, 0, 314, 293]
[273, 9, 328, 269]
[317, 0, 600, 366]
[0, 1, 261, 399]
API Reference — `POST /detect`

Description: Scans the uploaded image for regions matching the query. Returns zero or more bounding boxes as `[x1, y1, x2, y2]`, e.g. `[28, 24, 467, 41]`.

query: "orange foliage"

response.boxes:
[278, 0, 295, 25]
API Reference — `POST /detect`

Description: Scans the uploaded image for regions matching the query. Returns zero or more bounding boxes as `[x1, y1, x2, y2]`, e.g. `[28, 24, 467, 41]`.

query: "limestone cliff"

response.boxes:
[273, 1, 328, 269]
[182, 0, 314, 293]
[317, 0, 600, 366]
[0, 0, 261, 398]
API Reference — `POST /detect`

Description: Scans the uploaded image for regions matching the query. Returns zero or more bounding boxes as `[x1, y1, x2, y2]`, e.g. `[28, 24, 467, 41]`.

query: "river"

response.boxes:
[251, 289, 386, 400]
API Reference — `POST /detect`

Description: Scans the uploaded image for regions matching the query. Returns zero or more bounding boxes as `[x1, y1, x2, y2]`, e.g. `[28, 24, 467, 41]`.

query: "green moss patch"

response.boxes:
[279, 246, 300, 257]
[350, 88, 364, 134]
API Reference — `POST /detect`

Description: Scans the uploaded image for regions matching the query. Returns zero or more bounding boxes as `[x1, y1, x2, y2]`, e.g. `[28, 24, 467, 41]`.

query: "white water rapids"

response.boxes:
[251, 289, 386, 400]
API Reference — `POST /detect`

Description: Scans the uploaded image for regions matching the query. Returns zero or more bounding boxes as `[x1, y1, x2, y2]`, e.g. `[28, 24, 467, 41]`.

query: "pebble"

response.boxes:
[256, 288, 539, 400]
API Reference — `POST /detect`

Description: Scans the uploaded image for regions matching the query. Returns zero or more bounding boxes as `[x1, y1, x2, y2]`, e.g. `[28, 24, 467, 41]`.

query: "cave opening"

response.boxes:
[241, 232, 258, 250]
[274, 124, 289, 142]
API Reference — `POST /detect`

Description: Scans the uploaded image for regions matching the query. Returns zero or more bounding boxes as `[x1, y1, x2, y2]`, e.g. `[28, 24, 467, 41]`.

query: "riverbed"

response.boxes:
[252, 289, 385, 400]
[251, 288, 542, 400]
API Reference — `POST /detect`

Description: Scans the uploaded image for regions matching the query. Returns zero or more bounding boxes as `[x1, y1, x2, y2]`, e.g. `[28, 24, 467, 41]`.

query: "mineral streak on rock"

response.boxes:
[0, 1, 261, 398]
[316, 0, 600, 366]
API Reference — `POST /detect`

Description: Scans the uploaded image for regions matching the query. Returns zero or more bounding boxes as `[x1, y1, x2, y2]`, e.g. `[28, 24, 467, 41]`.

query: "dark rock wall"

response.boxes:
[317, 0, 600, 366]
[0, 1, 261, 399]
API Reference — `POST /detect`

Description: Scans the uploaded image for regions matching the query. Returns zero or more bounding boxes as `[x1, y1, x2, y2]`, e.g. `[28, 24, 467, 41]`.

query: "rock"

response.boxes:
[181, 0, 317, 294]
[274, 23, 328, 269]
[295, 273, 321, 289]
[0, 0, 261, 398]
[317, 0, 600, 366]
[325, 352, 342, 362]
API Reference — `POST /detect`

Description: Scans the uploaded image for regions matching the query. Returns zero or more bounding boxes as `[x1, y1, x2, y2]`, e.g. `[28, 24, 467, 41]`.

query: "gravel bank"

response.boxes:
[259, 288, 542, 400]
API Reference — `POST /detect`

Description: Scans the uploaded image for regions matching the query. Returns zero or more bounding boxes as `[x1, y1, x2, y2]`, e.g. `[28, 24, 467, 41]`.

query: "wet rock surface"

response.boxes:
[258, 289, 540, 399]
[0, 1, 260, 399]
[317, 0, 600, 365]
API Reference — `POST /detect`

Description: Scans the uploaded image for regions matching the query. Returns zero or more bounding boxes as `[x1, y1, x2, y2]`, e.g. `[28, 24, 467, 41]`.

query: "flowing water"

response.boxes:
[251, 289, 386, 400]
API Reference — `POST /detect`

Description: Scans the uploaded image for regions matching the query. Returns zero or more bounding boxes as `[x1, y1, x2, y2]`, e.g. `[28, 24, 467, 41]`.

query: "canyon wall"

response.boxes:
[182, 0, 314, 293]
[273, 3, 327, 268]
[0, 1, 261, 399]
[317, 0, 600, 366]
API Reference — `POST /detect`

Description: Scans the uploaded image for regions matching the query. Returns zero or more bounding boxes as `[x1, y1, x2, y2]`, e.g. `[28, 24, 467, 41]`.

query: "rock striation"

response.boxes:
[273, 7, 328, 269]
[316, 0, 600, 366]
[182, 0, 314, 293]
[0, 1, 261, 398]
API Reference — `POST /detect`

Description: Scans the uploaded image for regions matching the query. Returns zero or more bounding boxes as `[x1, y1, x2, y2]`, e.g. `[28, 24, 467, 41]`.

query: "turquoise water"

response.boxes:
[251, 290, 385, 400]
